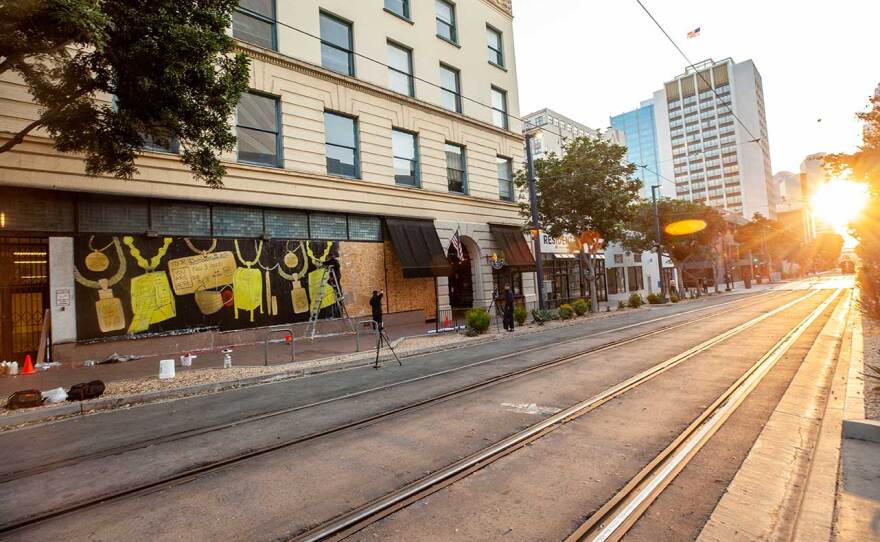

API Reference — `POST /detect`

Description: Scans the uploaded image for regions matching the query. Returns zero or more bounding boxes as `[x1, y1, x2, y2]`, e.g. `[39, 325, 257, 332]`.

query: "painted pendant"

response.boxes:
[85, 251, 110, 272]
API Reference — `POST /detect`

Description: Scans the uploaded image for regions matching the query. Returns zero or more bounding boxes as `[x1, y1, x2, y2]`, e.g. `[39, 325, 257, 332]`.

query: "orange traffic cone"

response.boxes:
[22, 354, 35, 375]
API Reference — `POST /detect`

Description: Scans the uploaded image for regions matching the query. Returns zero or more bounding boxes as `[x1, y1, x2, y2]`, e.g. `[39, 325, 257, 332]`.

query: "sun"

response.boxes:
[811, 179, 869, 229]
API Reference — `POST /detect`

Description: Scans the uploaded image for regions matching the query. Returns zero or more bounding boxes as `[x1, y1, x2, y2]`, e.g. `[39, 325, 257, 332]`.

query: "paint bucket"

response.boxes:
[159, 359, 175, 380]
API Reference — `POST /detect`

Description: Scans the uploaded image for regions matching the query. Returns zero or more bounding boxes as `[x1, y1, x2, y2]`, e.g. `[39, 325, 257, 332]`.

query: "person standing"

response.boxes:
[503, 283, 515, 332]
[369, 289, 384, 329]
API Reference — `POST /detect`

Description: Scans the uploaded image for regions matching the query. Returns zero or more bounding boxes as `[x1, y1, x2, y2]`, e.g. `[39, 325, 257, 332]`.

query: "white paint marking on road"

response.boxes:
[501, 403, 563, 416]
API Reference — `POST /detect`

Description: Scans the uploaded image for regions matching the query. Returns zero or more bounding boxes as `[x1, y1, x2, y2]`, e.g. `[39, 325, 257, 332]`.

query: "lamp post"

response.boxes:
[525, 132, 545, 310]
[651, 185, 668, 302]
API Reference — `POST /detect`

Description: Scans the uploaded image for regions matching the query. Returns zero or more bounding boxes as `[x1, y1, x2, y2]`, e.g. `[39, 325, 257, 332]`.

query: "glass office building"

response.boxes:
[610, 102, 660, 199]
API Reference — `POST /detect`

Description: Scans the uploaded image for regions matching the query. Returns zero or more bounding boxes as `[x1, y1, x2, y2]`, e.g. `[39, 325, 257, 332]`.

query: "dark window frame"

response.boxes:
[444, 142, 468, 194]
[324, 110, 360, 179]
[319, 11, 355, 77]
[491, 86, 509, 130]
[435, 0, 458, 44]
[387, 39, 415, 97]
[497, 155, 514, 201]
[236, 90, 282, 168]
[391, 128, 420, 187]
[384, 0, 411, 21]
[439, 63, 462, 113]
[233, 0, 277, 51]
[486, 24, 505, 68]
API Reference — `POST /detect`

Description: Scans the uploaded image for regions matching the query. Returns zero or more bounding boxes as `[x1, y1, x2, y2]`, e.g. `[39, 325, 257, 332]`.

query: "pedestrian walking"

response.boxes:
[503, 283, 515, 332]
[369, 289, 384, 329]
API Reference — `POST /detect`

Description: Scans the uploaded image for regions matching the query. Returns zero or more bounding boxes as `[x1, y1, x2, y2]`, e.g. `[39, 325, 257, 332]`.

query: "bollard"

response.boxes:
[159, 359, 176, 380]
[222, 348, 233, 368]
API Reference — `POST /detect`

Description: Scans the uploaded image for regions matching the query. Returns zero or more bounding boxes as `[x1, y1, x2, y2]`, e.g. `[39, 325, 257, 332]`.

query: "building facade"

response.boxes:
[610, 101, 661, 199]
[0, 0, 535, 362]
[800, 152, 834, 235]
[654, 58, 775, 219]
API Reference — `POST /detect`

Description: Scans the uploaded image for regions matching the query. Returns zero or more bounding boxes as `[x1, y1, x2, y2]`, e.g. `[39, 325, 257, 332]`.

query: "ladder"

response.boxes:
[304, 265, 357, 340]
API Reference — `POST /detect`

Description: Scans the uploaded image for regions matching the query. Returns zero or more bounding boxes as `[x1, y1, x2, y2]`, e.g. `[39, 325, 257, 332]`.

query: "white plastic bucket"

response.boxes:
[159, 359, 175, 380]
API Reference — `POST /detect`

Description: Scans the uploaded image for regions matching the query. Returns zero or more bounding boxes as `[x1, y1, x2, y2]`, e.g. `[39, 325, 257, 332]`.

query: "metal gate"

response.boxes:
[0, 238, 49, 362]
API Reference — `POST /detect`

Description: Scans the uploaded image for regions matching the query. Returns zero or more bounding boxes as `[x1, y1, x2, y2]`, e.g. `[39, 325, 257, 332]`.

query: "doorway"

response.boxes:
[0, 237, 49, 362]
[447, 242, 473, 310]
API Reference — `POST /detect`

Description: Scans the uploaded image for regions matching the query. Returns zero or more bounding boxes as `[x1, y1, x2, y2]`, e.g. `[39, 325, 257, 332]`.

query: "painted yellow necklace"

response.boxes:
[123, 236, 176, 334]
[233, 240, 264, 322]
[74, 237, 128, 333]
[305, 241, 333, 265]
[305, 241, 337, 314]
[278, 241, 310, 314]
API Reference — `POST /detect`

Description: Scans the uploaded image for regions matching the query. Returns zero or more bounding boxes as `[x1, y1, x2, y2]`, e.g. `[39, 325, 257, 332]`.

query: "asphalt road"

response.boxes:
[0, 278, 843, 541]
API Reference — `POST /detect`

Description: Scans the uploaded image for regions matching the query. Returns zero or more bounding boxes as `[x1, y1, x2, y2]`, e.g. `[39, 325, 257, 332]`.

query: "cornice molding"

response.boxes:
[481, 0, 513, 17]
[235, 42, 522, 142]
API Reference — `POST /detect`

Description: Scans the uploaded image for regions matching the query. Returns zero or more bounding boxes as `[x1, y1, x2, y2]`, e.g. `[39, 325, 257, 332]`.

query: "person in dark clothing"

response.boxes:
[369, 289, 384, 329]
[502, 283, 515, 332]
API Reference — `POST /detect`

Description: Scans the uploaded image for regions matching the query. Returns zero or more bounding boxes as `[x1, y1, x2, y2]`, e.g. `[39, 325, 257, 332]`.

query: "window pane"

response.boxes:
[324, 112, 355, 147]
[310, 213, 348, 239]
[392, 130, 415, 160]
[491, 89, 505, 109]
[321, 43, 351, 75]
[326, 145, 357, 177]
[238, 92, 277, 131]
[394, 158, 417, 186]
[238, 127, 277, 166]
[388, 70, 412, 96]
[320, 14, 351, 48]
[435, 0, 455, 41]
[440, 65, 458, 90]
[212, 206, 263, 237]
[387, 43, 411, 72]
[384, 0, 408, 17]
[233, 11, 273, 50]
[491, 88, 507, 128]
[239, 0, 273, 17]
[348, 216, 382, 241]
[445, 144, 463, 168]
[441, 89, 459, 113]
[445, 143, 465, 193]
[265, 209, 309, 238]
[486, 27, 501, 50]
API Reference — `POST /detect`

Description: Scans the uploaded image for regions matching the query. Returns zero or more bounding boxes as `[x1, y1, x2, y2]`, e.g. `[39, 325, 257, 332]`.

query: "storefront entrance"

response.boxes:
[447, 243, 473, 309]
[0, 237, 49, 362]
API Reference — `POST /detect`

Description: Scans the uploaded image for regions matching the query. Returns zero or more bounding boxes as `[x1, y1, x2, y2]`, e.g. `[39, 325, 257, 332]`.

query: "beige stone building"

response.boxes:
[0, 0, 534, 361]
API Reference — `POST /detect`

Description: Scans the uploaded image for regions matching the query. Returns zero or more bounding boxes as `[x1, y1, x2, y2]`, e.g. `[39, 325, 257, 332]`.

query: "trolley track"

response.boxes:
[286, 288, 835, 542]
[0, 289, 785, 484]
[0, 290, 811, 536]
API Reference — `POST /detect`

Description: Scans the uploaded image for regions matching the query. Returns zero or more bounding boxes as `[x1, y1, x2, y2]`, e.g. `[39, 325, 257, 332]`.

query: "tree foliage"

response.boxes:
[735, 212, 802, 267]
[825, 87, 880, 315]
[515, 135, 641, 244]
[0, 0, 250, 187]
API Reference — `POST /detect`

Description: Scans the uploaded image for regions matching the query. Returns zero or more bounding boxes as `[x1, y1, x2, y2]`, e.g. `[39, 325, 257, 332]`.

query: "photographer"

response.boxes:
[370, 289, 384, 328]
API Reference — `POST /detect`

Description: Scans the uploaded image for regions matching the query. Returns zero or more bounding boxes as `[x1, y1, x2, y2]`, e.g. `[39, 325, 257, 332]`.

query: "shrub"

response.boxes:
[670, 293, 680, 303]
[572, 298, 589, 316]
[532, 308, 552, 325]
[617, 300, 626, 310]
[627, 293, 644, 308]
[513, 306, 527, 326]
[646, 293, 664, 305]
[465, 307, 491, 334]
[559, 303, 574, 319]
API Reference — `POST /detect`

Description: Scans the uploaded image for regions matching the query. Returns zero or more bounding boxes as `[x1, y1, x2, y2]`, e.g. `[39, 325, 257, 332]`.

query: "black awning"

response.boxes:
[489, 224, 536, 271]
[385, 218, 452, 278]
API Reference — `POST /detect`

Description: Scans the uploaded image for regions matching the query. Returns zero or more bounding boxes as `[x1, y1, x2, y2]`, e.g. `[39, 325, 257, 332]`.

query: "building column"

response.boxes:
[49, 236, 77, 344]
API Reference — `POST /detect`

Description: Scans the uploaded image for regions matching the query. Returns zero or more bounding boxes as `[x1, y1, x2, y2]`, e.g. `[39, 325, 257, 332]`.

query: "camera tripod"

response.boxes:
[373, 323, 402, 369]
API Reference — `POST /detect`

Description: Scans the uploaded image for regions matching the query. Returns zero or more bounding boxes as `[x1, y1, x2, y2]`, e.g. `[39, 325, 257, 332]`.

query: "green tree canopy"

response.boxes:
[0, 0, 250, 187]
[735, 212, 801, 266]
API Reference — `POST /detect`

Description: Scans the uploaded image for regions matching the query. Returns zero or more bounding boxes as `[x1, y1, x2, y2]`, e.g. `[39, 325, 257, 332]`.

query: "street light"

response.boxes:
[651, 185, 668, 302]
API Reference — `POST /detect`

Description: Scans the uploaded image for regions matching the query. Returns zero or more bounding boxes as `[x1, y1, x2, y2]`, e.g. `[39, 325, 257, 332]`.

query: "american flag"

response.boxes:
[687, 27, 701, 39]
[450, 228, 464, 262]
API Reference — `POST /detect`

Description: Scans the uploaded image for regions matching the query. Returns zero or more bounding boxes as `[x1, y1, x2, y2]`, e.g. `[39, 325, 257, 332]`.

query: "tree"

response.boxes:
[623, 199, 727, 292]
[825, 86, 880, 315]
[515, 135, 641, 311]
[735, 213, 801, 279]
[0, 0, 250, 187]
[800, 232, 844, 272]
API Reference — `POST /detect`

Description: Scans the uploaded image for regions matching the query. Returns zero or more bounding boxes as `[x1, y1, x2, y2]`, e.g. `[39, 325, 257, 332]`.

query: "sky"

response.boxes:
[512, 0, 878, 174]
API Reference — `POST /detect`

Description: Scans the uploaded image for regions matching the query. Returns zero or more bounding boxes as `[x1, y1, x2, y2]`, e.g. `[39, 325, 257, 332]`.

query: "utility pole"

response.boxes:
[651, 185, 668, 302]
[525, 132, 545, 309]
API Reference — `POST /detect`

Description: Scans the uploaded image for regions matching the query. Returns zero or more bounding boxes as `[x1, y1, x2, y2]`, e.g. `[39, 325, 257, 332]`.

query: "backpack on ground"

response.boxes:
[66, 380, 106, 402]
[6, 390, 45, 410]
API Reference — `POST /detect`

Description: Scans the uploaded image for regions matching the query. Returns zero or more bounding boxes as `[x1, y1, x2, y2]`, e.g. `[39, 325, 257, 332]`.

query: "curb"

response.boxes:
[842, 419, 880, 443]
[841, 308, 879, 443]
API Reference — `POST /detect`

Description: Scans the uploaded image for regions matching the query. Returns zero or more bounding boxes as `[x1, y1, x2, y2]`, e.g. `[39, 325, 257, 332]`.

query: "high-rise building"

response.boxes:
[654, 58, 775, 219]
[0, 0, 533, 362]
[610, 101, 661, 199]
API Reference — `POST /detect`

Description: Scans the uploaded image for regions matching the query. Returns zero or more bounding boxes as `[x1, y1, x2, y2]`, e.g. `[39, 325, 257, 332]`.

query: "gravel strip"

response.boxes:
[861, 317, 880, 420]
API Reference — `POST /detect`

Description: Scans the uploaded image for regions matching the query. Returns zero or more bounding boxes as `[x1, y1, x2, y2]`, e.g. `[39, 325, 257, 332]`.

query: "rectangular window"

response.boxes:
[324, 112, 359, 178]
[384, 0, 409, 19]
[320, 12, 354, 76]
[497, 156, 513, 201]
[435, 0, 457, 43]
[143, 127, 179, 154]
[310, 213, 348, 240]
[348, 215, 382, 241]
[233, 0, 275, 50]
[387, 41, 414, 97]
[392, 129, 419, 187]
[237, 92, 280, 167]
[486, 25, 504, 67]
[627, 266, 643, 292]
[491, 87, 508, 129]
[445, 142, 466, 193]
[439, 63, 462, 113]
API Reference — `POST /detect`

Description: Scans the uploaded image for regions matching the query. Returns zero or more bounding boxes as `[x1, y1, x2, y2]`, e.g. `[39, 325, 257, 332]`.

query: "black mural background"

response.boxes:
[73, 235, 339, 341]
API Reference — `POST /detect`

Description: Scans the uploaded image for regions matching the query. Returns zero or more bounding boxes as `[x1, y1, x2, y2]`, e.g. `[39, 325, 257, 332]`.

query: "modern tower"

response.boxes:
[654, 58, 775, 219]
[610, 101, 661, 199]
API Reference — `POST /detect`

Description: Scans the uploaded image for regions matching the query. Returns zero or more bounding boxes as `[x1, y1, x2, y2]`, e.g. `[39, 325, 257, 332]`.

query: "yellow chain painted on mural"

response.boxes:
[305, 241, 333, 265]
[168, 251, 236, 295]
[123, 236, 176, 333]
[308, 268, 337, 312]
[128, 271, 176, 333]
[233, 267, 263, 322]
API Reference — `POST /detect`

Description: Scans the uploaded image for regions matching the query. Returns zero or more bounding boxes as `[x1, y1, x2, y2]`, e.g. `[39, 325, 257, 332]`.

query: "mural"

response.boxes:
[74, 235, 340, 340]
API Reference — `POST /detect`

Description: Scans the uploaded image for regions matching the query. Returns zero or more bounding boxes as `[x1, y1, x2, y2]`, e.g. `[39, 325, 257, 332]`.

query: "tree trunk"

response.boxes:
[587, 254, 599, 313]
